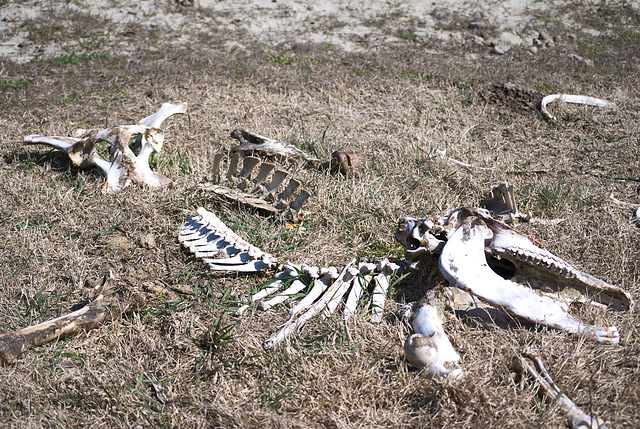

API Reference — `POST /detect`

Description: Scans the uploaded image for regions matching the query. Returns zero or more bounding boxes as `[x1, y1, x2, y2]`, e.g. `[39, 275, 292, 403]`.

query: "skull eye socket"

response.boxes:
[487, 256, 516, 279]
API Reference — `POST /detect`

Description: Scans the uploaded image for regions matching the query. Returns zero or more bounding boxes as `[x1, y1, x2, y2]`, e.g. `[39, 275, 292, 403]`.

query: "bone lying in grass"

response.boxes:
[178, 207, 275, 273]
[395, 207, 633, 344]
[231, 129, 361, 175]
[0, 272, 140, 365]
[23, 102, 187, 193]
[515, 351, 607, 429]
[200, 151, 311, 218]
[401, 300, 462, 379]
[229, 259, 399, 349]
[540, 94, 615, 123]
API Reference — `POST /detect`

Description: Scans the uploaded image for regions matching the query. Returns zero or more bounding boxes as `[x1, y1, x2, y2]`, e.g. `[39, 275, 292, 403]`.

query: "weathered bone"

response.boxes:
[200, 153, 311, 217]
[23, 102, 187, 193]
[515, 351, 607, 429]
[231, 129, 361, 175]
[401, 300, 463, 379]
[540, 94, 615, 123]
[395, 207, 633, 343]
[179, 207, 275, 272]
[0, 272, 139, 365]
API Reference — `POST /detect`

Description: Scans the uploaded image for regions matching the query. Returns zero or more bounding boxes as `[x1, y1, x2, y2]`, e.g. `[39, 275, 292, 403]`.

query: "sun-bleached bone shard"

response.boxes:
[179, 207, 275, 272]
[403, 301, 462, 379]
[441, 219, 619, 344]
[541, 94, 615, 123]
[24, 102, 187, 193]
[516, 351, 607, 429]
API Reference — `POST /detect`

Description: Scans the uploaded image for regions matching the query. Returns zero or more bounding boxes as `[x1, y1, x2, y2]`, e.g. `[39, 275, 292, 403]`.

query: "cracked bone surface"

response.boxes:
[178, 207, 275, 272]
[515, 351, 607, 429]
[395, 207, 633, 344]
[0, 272, 140, 365]
[23, 102, 187, 193]
[402, 301, 462, 379]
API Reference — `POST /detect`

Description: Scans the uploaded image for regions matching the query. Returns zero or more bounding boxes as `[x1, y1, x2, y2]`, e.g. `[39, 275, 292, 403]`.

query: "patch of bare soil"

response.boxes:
[0, 0, 639, 428]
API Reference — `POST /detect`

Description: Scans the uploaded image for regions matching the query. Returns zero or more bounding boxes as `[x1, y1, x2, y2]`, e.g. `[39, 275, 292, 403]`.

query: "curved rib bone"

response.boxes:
[24, 102, 187, 193]
[402, 301, 463, 379]
[439, 218, 620, 344]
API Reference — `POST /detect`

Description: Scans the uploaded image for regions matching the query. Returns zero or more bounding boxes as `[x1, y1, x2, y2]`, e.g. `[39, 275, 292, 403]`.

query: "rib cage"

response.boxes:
[200, 151, 311, 217]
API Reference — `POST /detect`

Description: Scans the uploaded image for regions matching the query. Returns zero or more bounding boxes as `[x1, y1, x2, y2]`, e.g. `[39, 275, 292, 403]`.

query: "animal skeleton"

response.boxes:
[179, 207, 400, 348]
[23, 102, 187, 193]
[395, 207, 633, 345]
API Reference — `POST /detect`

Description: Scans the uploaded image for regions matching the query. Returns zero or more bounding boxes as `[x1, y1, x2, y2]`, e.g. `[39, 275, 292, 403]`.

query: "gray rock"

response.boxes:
[492, 44, 509, 55]
[527, 46, 538, 54]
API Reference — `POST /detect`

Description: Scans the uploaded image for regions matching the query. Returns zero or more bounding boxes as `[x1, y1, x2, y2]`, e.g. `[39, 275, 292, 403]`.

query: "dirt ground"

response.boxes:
[0, 0, 639, 427]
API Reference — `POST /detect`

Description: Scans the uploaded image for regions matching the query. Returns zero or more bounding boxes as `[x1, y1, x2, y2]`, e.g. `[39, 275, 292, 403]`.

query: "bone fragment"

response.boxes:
[370, 260, 400, 323]
[231, 129, 321, 168]
[24, 103, 186, 193]
[395, 208, 633, 313]
[436, 148, 495, 172]
[323, 267, 359, 317]
[263, 261, 355, 349]
[516, 351, 607, 429]
[403, 301, 463, 379]
[179, 208, 275, 272]
[0, 272, 137, 365]
[343, 273, 373, 321]
[541, 94, 616, 123]
[439, 218, 620, 344]
[289, 268, 338, 316]
[609, 193, 640, 209]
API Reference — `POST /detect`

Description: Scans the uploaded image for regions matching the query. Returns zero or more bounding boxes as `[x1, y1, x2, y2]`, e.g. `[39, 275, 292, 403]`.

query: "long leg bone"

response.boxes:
[24, 102, 187, 193]
[515, 351, 607, 429]
[401, 300, 463, 379]
[439, 218, 620, 344]
[0, 272, 139, 365]
[540, 94, 615, 123]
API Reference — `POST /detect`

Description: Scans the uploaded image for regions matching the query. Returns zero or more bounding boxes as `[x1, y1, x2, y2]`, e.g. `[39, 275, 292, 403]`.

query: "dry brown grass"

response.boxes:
[0, 2, 639, 428]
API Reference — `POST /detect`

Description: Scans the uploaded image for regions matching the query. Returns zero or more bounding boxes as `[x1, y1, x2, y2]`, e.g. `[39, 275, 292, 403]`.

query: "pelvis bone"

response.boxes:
[24, 102, 187, 193]
[395, 207, 633, 344]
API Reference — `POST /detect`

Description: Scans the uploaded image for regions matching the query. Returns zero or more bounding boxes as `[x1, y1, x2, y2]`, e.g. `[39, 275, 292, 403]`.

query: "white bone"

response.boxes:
[439, 219, 620, 344]
[263, 262, 355, 349]
[24, 103, 187, 193]
[179, 208, 275, 272]
[323, 267, 359, 317]
[403, 302, 463, 379]
[540, 94, 615, 123]
[289, 270, 336, 316]
[517, 351, 607, 429]
[259, 279, 308, 311]
[343, 273, 373, 321]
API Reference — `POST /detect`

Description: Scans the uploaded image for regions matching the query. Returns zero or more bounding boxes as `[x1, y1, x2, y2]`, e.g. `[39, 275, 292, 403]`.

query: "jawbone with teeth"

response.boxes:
[395, 207, 633, 345]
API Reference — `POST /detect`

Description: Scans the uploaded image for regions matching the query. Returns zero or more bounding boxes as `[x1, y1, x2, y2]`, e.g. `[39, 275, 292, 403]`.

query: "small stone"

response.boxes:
[492, 44, 509, 55]
[469, 22, 484, 30]
[139, 233, 157, 249]
[568, 34, 577, 40]
[532, 38, 542, 46]
[527, 46, 538, 54]
[538, 31, 551, 41]
[545, 39, 555, 48]
[553, 35, 561, 43]
[470, 35, 485, 46]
